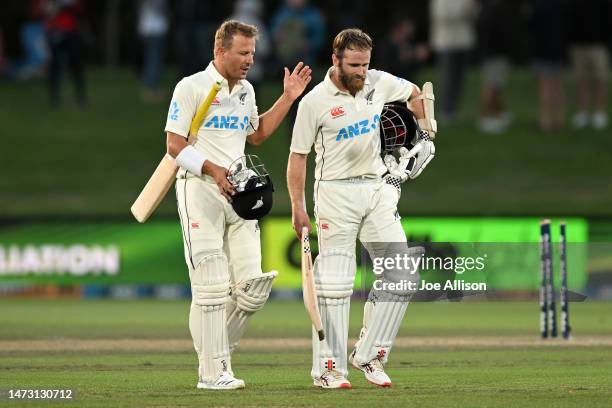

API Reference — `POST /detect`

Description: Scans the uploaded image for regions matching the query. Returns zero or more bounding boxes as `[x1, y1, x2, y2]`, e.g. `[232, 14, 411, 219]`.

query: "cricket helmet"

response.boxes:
[228, 155, 274, 220]
[379, 102, 419, 153]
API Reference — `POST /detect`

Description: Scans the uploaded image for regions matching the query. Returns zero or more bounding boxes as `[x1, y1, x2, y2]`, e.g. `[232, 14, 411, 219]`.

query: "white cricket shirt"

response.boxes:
[165, 62, 259, 173]
[290, 68, 415, 180]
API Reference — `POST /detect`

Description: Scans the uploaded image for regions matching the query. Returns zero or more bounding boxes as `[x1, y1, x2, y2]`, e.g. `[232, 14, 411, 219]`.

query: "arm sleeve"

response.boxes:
[247, 86, 259, 136]
[164, 78, 197, 138]
[290, 99, 317, 154]
[374, 69, 416, 103]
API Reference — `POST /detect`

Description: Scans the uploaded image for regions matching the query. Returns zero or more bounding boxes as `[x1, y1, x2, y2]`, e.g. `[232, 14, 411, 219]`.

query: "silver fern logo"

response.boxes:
[251, 197, 264, 210]
[365, 89, 375, 104]
[239, 92, 247, 105]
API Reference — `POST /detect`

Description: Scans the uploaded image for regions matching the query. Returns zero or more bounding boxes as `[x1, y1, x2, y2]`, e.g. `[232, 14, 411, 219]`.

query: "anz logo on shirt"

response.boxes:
[168, 101, 180, 121]
[335, 114, 381, 141]
[204, 115, 250, 130]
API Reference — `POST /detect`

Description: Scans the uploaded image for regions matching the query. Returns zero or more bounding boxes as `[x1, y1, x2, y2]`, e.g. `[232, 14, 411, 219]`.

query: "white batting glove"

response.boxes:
[404, 139, 435, 179]
[383, 153, 409, 183]
[397, 147, 413, 175]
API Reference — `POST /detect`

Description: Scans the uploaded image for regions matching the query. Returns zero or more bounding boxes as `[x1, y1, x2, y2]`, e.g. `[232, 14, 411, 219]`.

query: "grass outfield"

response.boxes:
[1, 299, 612, 339]
[1, 68, 611, 217]
[1, 299, 612, 407]
[3, 348, 611, 408]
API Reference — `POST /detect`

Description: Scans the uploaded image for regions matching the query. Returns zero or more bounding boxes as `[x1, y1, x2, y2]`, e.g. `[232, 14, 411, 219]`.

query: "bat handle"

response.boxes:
[301, 226, 309, 240]
[317, 330, 325, 341]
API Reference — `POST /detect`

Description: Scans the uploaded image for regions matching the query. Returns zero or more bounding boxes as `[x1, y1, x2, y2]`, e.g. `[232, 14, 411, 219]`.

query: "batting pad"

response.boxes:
[311, 250, 355, 379]
[352, 294, 408, 365]
[226, 270, 278, 352]
[353, 246, 423, 366]
[189, 253, 232, 383]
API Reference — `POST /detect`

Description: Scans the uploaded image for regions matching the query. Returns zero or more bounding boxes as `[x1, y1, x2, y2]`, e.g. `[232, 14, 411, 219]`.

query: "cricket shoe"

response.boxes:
[197, 372, 245, 390]
[349, 351, 392, 387]
[313, 369, 351, 389]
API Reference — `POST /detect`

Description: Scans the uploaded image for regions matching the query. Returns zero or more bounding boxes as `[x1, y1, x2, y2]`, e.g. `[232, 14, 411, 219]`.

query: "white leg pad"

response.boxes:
[353, 295, 408, 365]
[226, 270, 278, 352]
[311, 249, 355, 379]
[353, 246, 423, 365]
[189, 252, 231, 384]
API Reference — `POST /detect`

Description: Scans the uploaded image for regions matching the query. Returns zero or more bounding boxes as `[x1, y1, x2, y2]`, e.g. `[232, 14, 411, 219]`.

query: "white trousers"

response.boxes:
[175, 175, 262, 282]
[314, 178, 406, 252]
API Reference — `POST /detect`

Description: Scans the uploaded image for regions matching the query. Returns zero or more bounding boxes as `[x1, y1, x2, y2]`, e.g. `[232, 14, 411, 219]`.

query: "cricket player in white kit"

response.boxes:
[165, 20, 311, 390]
[287, 28, 435, 389]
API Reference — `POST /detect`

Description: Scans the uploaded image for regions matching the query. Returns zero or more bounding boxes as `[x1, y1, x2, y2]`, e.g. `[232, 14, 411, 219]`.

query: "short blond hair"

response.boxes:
[214, 20, 258, 50]
[333, 28, 373, 58]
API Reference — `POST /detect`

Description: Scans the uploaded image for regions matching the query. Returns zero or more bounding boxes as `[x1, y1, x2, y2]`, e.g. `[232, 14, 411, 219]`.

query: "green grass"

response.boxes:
[2, 348, 611, 408]
[1, 299, 612, 407]
[1, 299, 611, 340]
[1, 68, 611, 217]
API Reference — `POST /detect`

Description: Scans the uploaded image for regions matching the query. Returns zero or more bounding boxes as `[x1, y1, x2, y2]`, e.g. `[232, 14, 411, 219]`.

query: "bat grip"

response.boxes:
[301, 226, 309, 241]
[317, 330, 325, 341]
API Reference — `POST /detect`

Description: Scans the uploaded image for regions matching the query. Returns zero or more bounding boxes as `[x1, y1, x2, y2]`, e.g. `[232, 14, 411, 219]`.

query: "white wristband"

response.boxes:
[175, 145, 206, 177]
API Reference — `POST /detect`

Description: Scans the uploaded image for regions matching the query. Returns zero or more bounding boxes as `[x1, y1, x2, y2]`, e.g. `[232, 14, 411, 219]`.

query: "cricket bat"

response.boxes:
[130, 81, 222, 223]
[301, 227, 325, 341]
[417, 81, 436, 140]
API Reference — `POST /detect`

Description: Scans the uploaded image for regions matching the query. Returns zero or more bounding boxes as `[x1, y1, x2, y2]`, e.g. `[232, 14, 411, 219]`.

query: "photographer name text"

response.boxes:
[373, 279, 487, 291]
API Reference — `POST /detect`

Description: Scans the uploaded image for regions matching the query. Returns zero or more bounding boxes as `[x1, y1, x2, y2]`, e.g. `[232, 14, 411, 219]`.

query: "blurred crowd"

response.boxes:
[432, 0, 611, 132]
[0, 0, 88, 107]
[0, 0, 611, 131]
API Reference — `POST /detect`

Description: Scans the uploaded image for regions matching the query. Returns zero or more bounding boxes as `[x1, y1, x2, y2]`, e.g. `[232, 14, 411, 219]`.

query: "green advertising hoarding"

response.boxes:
[261, 217, 588, 291]
[0, 222, 187, 284]
[0, 218, 588, 290]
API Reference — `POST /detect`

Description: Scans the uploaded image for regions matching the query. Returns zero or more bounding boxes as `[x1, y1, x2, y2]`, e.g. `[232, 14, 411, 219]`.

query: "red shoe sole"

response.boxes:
[366, 378, 392, 388]
[314, 383, 352, 389]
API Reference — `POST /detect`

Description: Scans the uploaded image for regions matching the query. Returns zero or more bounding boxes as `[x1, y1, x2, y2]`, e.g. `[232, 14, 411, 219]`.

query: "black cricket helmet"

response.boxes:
[228, 155, 274, 220]
[379, 102, 419, 153]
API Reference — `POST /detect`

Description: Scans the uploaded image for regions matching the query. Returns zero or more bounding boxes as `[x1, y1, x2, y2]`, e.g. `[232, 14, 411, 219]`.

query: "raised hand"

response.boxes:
[283, 62, 312, 101]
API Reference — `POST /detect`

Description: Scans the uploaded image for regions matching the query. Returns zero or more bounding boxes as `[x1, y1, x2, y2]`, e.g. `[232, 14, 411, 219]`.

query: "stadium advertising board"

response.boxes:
[0, 218, 587, 290]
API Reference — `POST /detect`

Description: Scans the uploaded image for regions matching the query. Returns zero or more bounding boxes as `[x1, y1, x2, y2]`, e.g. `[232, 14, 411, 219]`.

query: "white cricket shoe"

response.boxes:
[349, 352, 392, 387]
[197, 372, 245, 390]
[313, 369, 352, 389]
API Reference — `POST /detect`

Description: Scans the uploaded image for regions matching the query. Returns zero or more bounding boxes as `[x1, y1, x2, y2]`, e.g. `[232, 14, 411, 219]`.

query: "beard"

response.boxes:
[338, 66, 366, 95]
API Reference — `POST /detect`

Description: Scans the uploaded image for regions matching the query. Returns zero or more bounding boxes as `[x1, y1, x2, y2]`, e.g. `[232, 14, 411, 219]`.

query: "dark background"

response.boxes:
[0, 0, 538, 67]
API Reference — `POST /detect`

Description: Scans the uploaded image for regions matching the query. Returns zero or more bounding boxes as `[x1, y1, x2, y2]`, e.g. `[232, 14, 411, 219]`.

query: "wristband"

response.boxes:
[175, 145, 206, 176]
